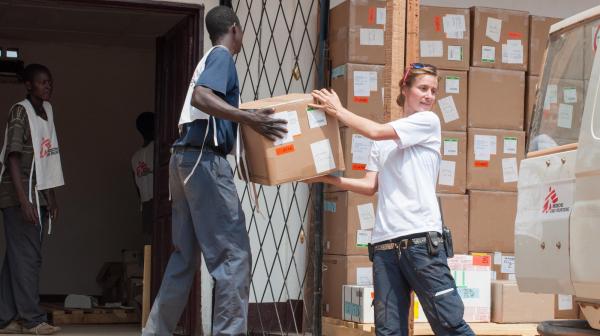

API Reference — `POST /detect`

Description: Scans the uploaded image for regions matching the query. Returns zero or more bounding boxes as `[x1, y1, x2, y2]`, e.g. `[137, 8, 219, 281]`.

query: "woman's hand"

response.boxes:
[310, 89, 344, 118]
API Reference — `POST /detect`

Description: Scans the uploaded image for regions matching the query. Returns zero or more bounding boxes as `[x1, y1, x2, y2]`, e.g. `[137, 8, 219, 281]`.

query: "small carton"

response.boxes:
[343, 285, 375, 323]
[554, 294, 581, 319]
[492, 280, 554, 323]
[323, 255, 372, 320]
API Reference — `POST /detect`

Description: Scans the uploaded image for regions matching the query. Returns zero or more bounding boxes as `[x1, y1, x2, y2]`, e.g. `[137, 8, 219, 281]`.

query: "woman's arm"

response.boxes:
[310, 89, 398, 141]
[305, 171, 378, 196]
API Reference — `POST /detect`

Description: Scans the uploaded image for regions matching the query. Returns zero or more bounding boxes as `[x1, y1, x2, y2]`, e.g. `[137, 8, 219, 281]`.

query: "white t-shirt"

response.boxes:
[131, 141, 154, 203]
[366, 111, 442, 243]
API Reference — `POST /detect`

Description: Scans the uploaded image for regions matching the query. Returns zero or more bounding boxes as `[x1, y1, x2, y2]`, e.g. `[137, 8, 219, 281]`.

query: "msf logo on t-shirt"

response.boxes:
[136, 161, 153, 178]
[40, 138, 59, 158]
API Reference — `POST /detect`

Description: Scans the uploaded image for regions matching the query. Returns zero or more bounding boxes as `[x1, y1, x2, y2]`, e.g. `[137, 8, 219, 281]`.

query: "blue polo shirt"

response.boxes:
[174, 47, 239, 155]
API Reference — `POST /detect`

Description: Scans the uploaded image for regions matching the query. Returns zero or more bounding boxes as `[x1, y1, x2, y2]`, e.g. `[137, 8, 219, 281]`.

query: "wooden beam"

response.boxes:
[142, 245, 152, 328]
[383, 0, 406, 122]
[405, 0, 420, 65]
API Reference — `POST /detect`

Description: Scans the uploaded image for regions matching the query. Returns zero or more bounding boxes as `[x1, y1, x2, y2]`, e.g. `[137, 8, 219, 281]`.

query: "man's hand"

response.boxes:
[47, 193, 59, 222]
[247, 108, 288, 141]
[19, 198, 39, 225]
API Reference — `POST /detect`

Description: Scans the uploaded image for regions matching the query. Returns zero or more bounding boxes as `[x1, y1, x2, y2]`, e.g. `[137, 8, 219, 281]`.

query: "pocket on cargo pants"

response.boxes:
[432, 287, 465, 328]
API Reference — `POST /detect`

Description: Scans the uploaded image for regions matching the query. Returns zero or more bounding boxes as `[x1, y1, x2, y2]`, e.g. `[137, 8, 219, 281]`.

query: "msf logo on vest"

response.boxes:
[542, 187, 570, 214]
[40, 138, 59, 158]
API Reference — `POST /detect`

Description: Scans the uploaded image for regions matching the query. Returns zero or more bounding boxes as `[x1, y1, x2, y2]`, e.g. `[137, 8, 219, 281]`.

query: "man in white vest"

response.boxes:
[143, 6, 287, 336]
[0, 64, 64, 335]
[131, 112, 154, 245]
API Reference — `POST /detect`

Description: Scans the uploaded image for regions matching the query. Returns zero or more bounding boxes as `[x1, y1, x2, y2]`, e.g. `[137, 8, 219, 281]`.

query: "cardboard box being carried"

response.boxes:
[438, 193, 469, 254]
[324, 191, 377, 256]
[492, 280, 554, 323]
[240, 94, 345, 185]
[469, 190, 517, 253]
[528, 16, 561, 75]
[343, 285, 375, 323]
[470, 7, 529, 71]
[329, 0, 387, 67]
[467, 128, 525, 192]
[555, 294, 581, 319]
[331, 63, 385, 124]
[438, 131, 467, 194]
[433, 70, 468, 131]
[419, 6, 470, 71]
[414, 254, 492, 323]
[468, 67, 525, 130]
[323, 255, 372, 319]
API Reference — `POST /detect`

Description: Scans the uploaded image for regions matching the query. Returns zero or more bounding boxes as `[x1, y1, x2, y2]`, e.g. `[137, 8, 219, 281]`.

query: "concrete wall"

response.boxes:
[0, 39, 155, 295]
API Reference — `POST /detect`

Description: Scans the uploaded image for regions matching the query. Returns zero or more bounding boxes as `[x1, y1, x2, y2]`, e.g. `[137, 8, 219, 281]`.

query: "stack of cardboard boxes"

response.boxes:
[322, 0, 387, 321]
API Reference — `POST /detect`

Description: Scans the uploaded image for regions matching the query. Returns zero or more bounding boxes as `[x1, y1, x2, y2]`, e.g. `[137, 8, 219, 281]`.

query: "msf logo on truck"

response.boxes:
[542, 186, 570, 214]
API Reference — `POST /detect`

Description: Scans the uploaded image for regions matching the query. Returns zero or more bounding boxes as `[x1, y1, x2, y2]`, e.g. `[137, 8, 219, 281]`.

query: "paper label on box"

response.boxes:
[501, 41, 523, 64]
[446, 31, 464, 39]
[351, 134, 373, 165]
[420, 40, 443, 58]
[357, 203, 375, 230]
[487, 136, 497, 155]
[443, 14, 466, 37]
[324, 200, 337, 213]
[332, 64, 346, 79]
[272, 111, 301, 145]
[369, 71, 378, 91]
[502, 157, 519, 183]
[360, 28, 384, 46]
[508, 274, 517, 281]
[310, 139, 336, 173]
[438, 160, 456, 186]
[445, 76, 460, 94]
[481, 46, 496, 63]
[306, 107, 327, 128]
[503, 137, 518, 154]
[544, 84, 558, 109]
[474, 135, 491, 161]
[356, 230, 372, 247]
[563, 87, 577, 103]
[354, 71, 372, 97]
[558, 294, 574, 311]
[356, 267, 373, 285]
[438, 96, 459, 123]
[376, 8, 386, 25]
[493, 252, 502, 265]
[490, 271, 497, 280]
[501, 256, 516, 273]
[447, 46, 463, 61]
[486, 17, 502, 43]
[558, 104, 573, 129]
[443, 138, 458, 156]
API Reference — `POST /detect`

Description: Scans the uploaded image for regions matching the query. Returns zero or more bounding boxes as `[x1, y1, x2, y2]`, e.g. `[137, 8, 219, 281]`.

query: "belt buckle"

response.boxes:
[399, 239, 409, 249]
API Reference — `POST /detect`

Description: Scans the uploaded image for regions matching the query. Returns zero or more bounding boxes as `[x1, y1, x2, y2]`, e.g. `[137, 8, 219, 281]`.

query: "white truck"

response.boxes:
[515, 4, 600, 335]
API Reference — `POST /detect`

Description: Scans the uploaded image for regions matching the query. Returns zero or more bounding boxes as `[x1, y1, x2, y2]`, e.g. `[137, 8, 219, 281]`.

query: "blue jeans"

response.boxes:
[143, 149, 251, 336]
[373, 243, 474, 336]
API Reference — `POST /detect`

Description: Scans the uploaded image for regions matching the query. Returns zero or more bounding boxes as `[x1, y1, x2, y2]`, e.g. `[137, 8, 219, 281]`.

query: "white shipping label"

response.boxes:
[272, 111, 301, 145]
[500, 256, 516, 274]
[544, 84, 558, 109]
[376, 8, 386, 25]
[437, 96, 459, 123]
[508, 274, 517, 281]
[351, 134, 373, 164]
[357, 203, 375, 230]
[447, 46, 463, 61]
[474, 135, 491, 161]
[501, 42, 523, 64]
[356, 267, 373, 285]
[420, 40, 444, 58]
[356, 230, 372, 246]
[503, 137, 518, 154]
[502, 157, 519, 183]
[310, 139, 336, 173]
[445, 76, 460, 94]
[360, 28, 384, 46]
[369, 71, 378, 91]
[307, 108, 328, 128]
[481, 46, 496, 63]
[558, 104, 573, 129]
[487, 135, 497, 155]
[563, 87, 577, 103]
[354, 71, 372, 97]
[486, 17, 502, 43]
[446, 31, 464, 39]
[493, 252, 502, 265]
[443, 139, 459, 156]
[558, 295, 573, 311]
[438, 160, 456, 186]
[443, 14, 466, 34]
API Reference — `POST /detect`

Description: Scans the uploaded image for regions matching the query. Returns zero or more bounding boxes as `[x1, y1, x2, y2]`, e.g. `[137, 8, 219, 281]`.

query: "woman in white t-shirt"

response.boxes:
[309, 64, 474, 336]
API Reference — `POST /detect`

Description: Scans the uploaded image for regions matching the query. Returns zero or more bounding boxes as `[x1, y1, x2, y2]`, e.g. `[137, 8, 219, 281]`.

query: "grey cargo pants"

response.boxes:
[143, 148, 251, 336]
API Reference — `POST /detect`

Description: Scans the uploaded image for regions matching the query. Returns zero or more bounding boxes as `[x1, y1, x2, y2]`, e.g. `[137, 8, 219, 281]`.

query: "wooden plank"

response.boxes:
[414, 322, 539, 336]
[405, 0, 420, 65]
[142, 244, 152, 328]
[384, 0, 406, 122]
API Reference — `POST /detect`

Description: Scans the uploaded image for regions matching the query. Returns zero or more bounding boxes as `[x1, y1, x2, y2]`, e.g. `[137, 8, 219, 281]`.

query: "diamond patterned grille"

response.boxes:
[230, 1, 321, 334]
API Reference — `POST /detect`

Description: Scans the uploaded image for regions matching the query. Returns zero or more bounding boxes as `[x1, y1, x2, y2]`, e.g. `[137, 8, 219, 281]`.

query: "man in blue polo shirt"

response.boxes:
[143, 6, 287, 336]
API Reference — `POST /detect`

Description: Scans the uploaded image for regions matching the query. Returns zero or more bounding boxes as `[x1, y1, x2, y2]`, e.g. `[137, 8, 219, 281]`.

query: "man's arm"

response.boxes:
[305, 171, 378, 196]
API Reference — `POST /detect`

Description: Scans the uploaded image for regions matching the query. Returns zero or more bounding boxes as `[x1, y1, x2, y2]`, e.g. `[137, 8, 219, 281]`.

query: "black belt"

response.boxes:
[373, 232, 443, 251]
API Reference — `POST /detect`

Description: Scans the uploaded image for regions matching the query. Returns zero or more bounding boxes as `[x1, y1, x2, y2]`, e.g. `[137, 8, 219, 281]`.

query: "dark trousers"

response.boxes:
[143, 149, 251, 336]
[373, 243, 474, 336]
[0, 206, 48, 329]
[142, 200, 153, 245]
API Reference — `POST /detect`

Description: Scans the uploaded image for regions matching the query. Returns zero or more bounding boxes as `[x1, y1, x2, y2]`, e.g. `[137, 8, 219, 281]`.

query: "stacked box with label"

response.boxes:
[322, 255, 373, 320]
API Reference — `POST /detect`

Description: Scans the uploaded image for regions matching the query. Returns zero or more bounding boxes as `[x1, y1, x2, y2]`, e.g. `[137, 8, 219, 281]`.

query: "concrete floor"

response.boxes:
[57, 324, 139, 335]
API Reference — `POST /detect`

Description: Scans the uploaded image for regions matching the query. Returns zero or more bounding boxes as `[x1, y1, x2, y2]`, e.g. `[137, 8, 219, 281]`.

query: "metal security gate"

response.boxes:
[199, 1, 327, 335]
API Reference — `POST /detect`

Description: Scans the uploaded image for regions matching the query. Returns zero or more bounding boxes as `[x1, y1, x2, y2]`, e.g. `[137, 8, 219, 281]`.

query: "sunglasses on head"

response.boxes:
[402, 63, 435, 85]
